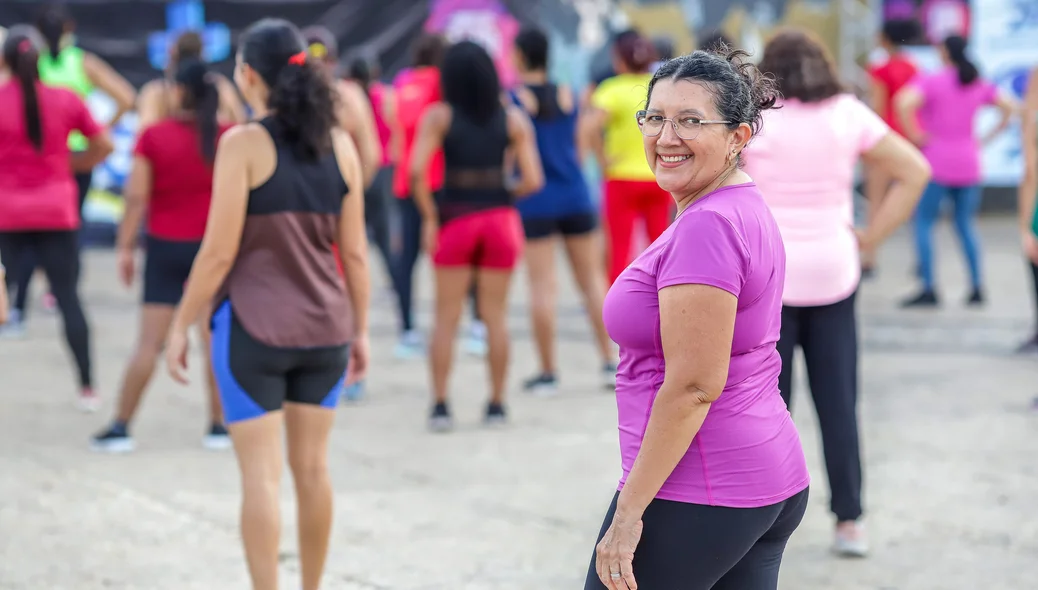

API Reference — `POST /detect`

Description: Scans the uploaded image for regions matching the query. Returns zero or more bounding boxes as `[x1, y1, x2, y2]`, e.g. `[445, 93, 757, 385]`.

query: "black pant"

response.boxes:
[584, 488, 809, 589]
[365, 166, 394, 281]
[14, 170, 92, 315]
[0, 230, 93, 388]
[777, 291, 861, 522]
[392, 196, 423, 333]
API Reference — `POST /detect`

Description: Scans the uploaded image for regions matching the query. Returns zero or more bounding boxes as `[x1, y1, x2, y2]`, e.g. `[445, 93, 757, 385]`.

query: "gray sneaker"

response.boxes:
[833, 521, 869, 558]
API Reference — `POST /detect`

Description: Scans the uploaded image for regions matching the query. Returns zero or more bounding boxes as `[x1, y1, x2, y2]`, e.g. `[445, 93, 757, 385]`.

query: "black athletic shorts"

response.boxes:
[143, 236, 201, 305]
[522, 212, 597, 240]
[210, 301, 349, 424]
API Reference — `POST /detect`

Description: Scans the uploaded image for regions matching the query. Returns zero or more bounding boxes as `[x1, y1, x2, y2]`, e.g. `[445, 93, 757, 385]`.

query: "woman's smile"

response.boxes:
[657, 153, 692, 167]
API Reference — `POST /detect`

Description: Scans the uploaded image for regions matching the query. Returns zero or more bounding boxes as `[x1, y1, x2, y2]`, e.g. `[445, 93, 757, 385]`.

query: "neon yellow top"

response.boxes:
[38, 47, 94, 151]
[591, 72, 655, 181]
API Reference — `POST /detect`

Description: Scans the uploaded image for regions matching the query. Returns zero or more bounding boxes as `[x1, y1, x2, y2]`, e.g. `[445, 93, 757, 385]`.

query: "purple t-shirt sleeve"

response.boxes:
[656, 210, 749, 296]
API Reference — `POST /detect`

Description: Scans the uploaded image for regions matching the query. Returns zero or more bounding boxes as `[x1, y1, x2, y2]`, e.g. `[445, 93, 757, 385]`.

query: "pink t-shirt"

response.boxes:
[743, 94, 888, 307]
[913, 67, 997, 186]
[0, 81, 102, 232]
[603, 182, 810, 507]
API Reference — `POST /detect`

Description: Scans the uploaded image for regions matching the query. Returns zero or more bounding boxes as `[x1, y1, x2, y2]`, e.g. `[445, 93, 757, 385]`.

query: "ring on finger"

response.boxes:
[610, 572, 622, 579]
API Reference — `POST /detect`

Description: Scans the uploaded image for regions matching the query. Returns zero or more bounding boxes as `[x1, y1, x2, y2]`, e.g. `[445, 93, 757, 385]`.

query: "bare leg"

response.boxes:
[230, 412, 284, 590]
[524, 238, 558, 375]
[114, 305, 175, 424]
[563, 231, 615, 364]
[475, 268, 516, 405]
[195, 315, 224, 425]
[430, 267, 474, 403]
[285, 403, 337, 590]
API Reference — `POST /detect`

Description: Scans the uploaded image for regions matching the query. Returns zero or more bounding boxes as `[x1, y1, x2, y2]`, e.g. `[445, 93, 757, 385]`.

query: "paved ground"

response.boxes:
[2, 217, 1037, 590]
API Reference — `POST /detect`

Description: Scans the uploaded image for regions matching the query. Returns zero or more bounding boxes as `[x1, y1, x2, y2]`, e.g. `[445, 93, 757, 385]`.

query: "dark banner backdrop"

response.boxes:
[0, 0, 547, 88]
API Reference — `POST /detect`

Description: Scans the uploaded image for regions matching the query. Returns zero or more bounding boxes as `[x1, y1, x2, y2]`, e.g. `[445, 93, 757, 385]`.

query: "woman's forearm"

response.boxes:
[866, 174, 928, 246]
[117, 198, 146, 251]
[343, 252, 370, 335]
[172, 255, 233, 333]
[614, 386, 713, 521]
[412, 178, 437, 221]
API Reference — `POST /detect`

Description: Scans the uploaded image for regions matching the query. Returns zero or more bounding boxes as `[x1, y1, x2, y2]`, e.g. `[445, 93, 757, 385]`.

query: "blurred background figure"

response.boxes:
[581, 29, 669, 286]
[896, 34, 1016, 308]
[408, 40, 543, 431]
[2, 3, 135, 339]
[1018, 66, 1038, 355]
[511, 26, 616, 395]
[862, 18, 920, 277]
[698, 29, 735, 52]
[136, 30, 246, 128]
[747, 28, 931, 559]
[649, 34, 674, 72]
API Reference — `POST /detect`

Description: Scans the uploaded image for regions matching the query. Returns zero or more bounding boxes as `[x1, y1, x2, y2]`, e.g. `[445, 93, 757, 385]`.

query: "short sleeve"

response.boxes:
[133, 126, 155, 160]
[69, 93, 102, 138]
[844, 95, 889, 153]
[656, 210, 749, 297]
[590, 80, 617, 114]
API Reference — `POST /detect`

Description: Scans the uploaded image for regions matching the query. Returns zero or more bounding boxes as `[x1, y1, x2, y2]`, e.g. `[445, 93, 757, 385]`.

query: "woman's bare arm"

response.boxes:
[505, 105, 544, 198]
[858, 132, 932, 249]
[332, 128, 370, 336]
[83, 52, 137, 126]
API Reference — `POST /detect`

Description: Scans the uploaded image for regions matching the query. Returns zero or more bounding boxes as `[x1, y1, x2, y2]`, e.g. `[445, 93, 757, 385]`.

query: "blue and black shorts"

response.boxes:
[210, 301, 348, 424]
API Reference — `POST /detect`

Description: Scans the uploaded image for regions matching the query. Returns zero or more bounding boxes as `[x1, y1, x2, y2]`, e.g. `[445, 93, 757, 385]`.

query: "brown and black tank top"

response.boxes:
[215, 116, 352, 349]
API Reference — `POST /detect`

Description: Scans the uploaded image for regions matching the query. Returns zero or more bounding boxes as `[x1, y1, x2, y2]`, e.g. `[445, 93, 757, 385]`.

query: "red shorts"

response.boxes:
[433, 206, 523, 270]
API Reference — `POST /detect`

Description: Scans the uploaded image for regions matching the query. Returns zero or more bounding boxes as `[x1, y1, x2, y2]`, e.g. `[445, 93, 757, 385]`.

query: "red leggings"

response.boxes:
[604, 179, 673, 284]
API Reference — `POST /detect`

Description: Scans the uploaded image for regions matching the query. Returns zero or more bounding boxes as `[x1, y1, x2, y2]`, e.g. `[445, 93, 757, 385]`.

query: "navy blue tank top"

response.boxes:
[510, 84, 593, 220]
[438, 107, 512, 224]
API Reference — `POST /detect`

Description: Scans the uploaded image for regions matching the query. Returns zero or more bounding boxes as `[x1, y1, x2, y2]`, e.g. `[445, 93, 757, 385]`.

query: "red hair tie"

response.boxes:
[287, 51, 307, 66]
[17, 39, 31, 53]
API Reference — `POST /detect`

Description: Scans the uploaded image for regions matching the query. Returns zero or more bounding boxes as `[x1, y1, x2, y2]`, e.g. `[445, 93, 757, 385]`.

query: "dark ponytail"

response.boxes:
[35, 4, 70, 59]
[175, 59, 220, 164]
[943, 35, 978, 86]
[3, 28, 44, 151]
[240, 18, 337, 160]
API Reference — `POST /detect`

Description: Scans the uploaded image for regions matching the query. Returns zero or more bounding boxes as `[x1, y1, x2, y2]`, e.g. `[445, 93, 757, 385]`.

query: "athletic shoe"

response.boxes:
[966, 288, 985, 307]
[341, 380, 365, 403]
[90, 424, 135, 454]
[42, 292, 57, 313]
[484, 402, 507, 427]
[393, 330, 425, 360]
[900, 289, 938, 308]
[428, 402, 453, 433]
[77, 388, 100, 413]
[463, 320, 488, 358]
[202, 423, 232, 450]
[0, 309, 26, 340]
[522, 373, 558, 397]
[602, 363, 618, 390]
[833, 521, 869, 558]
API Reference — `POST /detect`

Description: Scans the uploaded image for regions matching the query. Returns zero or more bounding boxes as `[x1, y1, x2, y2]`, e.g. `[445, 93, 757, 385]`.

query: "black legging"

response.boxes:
[366, 166, 394, 281]
[776, 291, 861, 523]
[584, 488, 808, 589]
[391, 195, 480, 334]
[0, 230, 93, 388]
[14, 170, 92, 315]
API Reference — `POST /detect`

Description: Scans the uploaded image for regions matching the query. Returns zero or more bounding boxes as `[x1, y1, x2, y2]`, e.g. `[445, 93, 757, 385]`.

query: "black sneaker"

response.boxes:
[966, 288, 985, 307]
[203, 423, 232, 450]
[1015, 334, 1038, 354]
[90, 424, 135, 454]
[484, 402, 507, 427]
[428, 402, 453, 433]
[900, 290, 938, 308]
[522, 373, 558, 396]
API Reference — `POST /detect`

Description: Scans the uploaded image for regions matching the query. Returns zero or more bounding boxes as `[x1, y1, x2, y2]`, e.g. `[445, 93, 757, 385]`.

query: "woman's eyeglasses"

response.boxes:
[635, 110, 731, 141]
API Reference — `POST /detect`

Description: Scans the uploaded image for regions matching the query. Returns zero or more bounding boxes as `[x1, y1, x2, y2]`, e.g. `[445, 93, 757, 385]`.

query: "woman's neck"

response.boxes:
[519, 71, 548, 85]
[674, 166, 749, 214]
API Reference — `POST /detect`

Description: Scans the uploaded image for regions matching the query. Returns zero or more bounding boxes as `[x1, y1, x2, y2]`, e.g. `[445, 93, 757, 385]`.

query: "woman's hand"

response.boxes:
[117, 247, 136, 288]
[854, 227, 878, 254]
[1022, 231, 1038, 265]
[165, 328, 191, 385]
[595, 514, 643, 589]
[422, 219, 439, 256]
[348, 333, 370, 385]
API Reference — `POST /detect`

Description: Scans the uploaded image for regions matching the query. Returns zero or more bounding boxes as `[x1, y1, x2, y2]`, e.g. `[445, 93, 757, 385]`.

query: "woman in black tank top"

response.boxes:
[409, 41, 543, 431]
[163, 19, 370, 590]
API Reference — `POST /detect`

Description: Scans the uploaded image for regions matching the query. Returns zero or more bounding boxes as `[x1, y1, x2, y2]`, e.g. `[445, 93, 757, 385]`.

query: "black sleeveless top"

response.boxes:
[216, 117, 352, 349]
[438, 107, 512, 223]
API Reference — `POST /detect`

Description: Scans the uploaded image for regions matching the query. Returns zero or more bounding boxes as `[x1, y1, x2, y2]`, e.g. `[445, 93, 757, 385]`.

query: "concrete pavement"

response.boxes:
[1, 217, 1037, 589]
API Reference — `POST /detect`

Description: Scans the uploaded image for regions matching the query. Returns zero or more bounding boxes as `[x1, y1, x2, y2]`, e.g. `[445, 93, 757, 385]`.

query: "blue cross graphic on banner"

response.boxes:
[147, 0, 231, 70]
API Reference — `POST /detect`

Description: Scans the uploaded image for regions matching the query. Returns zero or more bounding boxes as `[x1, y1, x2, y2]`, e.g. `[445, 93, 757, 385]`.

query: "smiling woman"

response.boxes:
[584, 48, 811, 590]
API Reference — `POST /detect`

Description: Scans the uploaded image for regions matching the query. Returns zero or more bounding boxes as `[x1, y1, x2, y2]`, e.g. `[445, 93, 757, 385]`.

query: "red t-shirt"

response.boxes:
[392, 66, 445, 198]
[0, 81, 102, 232]
[134, 119, 232, 241]
[868, 54, 919, 137]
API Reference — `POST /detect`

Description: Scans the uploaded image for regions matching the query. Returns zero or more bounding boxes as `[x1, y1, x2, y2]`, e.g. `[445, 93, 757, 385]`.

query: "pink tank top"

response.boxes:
[368, 81, 392, 167]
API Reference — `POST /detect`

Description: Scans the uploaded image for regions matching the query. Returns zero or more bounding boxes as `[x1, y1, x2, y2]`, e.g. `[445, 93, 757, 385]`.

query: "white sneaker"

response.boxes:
[0, 310, 26, 340]
[463, 321, 487, 358]
[393, 330, 425, 360]
[833, 521, 869, 558]
[77, 388, 101, 413]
